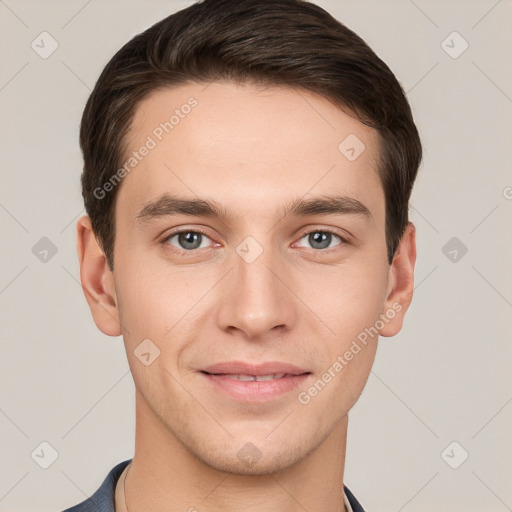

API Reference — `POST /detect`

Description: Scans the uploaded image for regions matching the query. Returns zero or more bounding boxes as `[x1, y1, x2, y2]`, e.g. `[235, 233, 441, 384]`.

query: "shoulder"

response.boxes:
[60, 459, 132, 512]
[344, 484, 366, 512]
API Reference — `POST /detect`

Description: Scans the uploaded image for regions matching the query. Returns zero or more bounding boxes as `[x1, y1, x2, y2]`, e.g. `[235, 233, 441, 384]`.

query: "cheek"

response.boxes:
[298, 259, 387, 405]
[114, 264, 188, 404]
[297, 273, 383, 416]
[114, 253, 179, 342]
[114, 254, 213, 372]
[297, 258, 388, 339]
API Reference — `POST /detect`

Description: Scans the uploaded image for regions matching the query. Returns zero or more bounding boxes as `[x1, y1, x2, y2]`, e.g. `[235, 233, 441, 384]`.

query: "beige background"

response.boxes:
[1, 0, 511, 510]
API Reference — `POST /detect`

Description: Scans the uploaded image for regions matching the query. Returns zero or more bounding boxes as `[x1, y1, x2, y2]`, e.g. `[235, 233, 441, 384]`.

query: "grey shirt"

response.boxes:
[61, 459, 366, 512]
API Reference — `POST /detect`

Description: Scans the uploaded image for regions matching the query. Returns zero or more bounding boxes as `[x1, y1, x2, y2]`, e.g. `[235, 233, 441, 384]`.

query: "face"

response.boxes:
[79, 81, 415, 475]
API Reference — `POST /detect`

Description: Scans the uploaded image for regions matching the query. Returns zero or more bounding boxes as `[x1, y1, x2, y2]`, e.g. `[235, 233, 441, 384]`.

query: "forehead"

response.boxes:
[117, 81, 384, 225]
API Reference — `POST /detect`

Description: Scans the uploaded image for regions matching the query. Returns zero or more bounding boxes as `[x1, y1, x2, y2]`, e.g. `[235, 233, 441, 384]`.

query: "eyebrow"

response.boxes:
[135, 193, 373, 224]
[283, 195, 372, 220]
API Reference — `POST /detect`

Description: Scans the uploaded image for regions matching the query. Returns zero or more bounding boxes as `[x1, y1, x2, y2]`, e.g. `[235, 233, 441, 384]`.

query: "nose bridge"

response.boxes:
[216, 236, 296, 339]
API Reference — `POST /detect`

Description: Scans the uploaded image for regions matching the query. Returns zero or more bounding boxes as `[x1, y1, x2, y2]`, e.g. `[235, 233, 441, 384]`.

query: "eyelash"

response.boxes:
[159, 227, 350, 255]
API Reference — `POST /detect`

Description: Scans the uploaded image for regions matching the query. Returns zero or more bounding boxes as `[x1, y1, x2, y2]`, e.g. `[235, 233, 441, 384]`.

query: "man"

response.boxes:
[64, 0, 421, 510]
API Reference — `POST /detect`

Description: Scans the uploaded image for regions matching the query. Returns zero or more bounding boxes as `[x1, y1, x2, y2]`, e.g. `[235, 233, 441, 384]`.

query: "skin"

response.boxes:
[77, 81, 416, 512]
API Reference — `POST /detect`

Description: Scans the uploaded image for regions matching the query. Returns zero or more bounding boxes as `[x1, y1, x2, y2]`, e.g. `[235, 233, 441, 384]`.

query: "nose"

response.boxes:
[216, 242, 297, 341]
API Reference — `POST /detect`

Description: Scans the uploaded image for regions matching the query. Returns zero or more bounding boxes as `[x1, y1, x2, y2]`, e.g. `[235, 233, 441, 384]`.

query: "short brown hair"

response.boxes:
[80, 0, 422, 270]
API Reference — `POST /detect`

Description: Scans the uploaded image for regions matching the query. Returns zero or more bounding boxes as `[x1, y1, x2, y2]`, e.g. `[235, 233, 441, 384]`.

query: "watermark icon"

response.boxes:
[31, 441, 59, 469]
[338, 133, 366, 161]
[237, 442, 263, 468]
[441, 236, 468, 263]
[31, 31, 59, 59]
[134, 338, 161, 366]
[32, 237, 58, 263]
[93, 97, 198, 200]
[503, 186, 512, 200]
[236, 236, 264, 264]
[441, 441, 469, 469]
[297, 302, 402, 405]
[441, 31, 469, 60]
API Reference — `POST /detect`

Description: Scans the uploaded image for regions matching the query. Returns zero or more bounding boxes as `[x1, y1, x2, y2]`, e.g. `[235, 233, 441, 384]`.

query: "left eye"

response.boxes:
[166, 231, 211, 251]
[296, 231, 344, 250]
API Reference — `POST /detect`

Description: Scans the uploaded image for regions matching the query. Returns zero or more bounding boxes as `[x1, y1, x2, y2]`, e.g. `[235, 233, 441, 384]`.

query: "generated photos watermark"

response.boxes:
[297, 301, 402, 405]
[93, 97, 198, 200]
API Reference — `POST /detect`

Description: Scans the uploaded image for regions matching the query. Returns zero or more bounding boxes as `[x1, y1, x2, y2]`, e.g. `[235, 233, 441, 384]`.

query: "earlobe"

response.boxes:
[76, 215, 122, 337]
[379, 222, 417, 338]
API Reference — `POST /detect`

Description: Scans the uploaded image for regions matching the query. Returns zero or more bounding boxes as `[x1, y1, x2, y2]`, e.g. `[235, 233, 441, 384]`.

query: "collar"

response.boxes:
[61, 459, 366, 512]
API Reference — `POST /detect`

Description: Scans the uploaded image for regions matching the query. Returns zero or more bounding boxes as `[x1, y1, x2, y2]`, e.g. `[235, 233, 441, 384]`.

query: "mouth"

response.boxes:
[201, 372, 302, 381]
[198, 362, 312, 402]
[200, 361, 310, 376]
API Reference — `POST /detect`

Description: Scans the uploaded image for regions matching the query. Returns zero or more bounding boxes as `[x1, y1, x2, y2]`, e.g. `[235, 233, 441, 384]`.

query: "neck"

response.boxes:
[121, 390, 348, 512]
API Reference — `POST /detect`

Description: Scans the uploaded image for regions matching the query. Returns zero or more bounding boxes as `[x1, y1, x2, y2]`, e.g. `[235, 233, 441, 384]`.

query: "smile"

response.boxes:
[217, 373, 289, 381]
[199, 370, 312, 402]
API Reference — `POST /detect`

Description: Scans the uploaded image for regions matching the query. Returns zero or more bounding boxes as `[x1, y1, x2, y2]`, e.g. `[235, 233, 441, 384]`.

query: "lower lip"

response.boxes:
[200, 372, 311, 402]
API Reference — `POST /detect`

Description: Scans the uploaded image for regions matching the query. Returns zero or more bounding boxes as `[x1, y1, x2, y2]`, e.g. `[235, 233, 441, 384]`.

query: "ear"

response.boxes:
[76, 215, 122, 336]
[379, 222, 417, 337]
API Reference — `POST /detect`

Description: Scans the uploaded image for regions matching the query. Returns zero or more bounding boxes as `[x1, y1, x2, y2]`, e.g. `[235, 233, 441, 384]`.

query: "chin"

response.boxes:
[187, 434, 318, 476]
[200, 449, 302, 476]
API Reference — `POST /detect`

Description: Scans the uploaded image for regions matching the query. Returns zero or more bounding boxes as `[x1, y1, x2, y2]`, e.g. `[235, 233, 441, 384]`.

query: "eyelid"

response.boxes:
[159, 224, 214, 240]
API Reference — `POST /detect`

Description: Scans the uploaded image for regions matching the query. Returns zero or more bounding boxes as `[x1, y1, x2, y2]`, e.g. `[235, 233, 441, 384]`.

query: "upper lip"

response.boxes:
[201, 361, 310, 376]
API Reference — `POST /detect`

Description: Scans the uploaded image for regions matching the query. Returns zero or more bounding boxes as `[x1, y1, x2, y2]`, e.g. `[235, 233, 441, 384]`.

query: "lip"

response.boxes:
[201, 361, 310, 376]
[199, 361, 312, 402]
